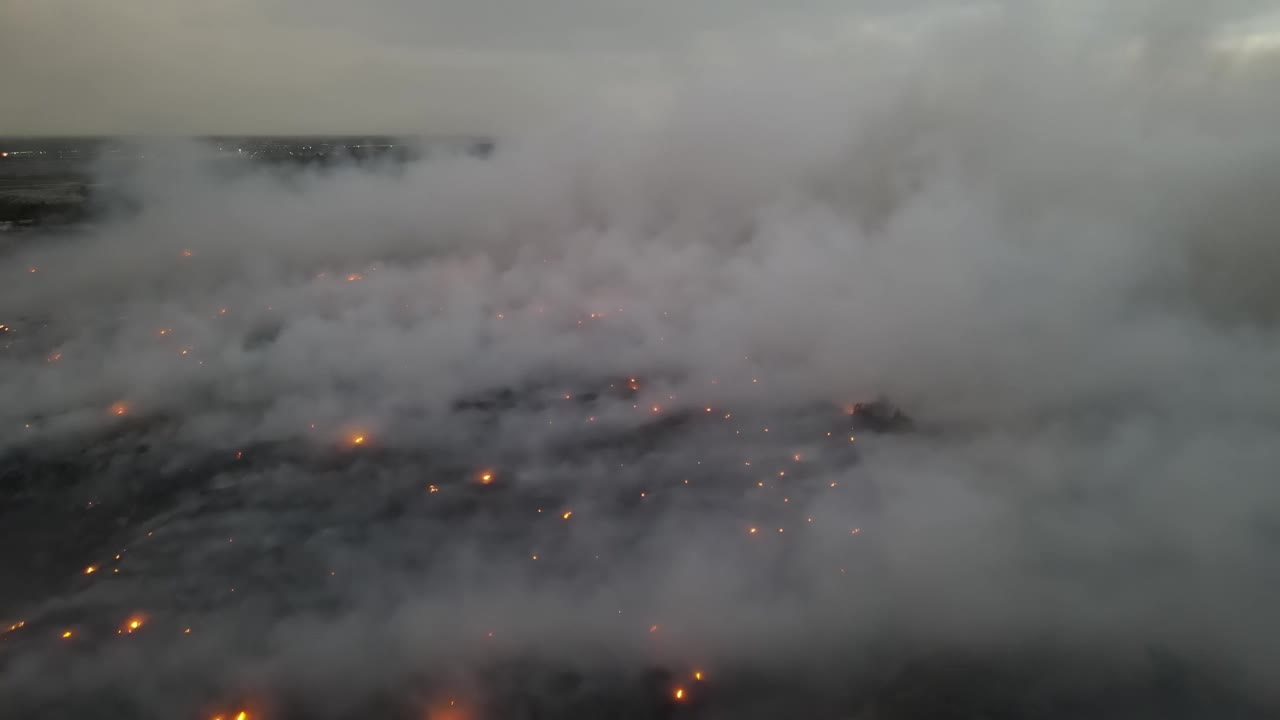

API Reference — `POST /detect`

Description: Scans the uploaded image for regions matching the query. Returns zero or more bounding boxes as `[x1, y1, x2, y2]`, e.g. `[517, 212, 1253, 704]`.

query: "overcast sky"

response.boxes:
[2, 0, 1278, 135]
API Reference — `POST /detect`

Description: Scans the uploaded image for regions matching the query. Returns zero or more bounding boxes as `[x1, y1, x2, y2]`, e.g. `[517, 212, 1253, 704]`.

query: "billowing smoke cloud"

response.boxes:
[3, 4, 1280, 718]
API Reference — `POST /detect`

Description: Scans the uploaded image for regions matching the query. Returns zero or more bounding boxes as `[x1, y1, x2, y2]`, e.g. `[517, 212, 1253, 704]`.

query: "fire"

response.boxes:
[478, 470, 495, 485]
[749, 527, 758, 534]
[346, 273, 364, 282]
[561, 510, 573, 520]
[110, 402, 129, 416]
[673, 688, 686, 701]
[61, 630, 73, 639]
[352, 435, 365, 445]
[428, 484, 439, 493]
[120, 615, 145, 634]
[84, 565, 97, 574]
[693, 670, 704, 681]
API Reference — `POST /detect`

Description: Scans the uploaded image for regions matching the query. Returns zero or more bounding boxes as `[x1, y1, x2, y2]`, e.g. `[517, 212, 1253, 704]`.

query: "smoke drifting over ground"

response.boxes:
[4, 6, 1280, 719]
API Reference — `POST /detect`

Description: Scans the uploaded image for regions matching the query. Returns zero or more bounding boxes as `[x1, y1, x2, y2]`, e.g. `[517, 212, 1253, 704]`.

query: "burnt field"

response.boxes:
[1, 382, 1267, 720]
[3, 41, 1280, 715]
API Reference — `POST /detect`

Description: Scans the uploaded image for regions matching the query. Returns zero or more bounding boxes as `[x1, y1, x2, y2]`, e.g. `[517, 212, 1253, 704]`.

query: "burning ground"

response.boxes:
[4, 7, 1280, 718]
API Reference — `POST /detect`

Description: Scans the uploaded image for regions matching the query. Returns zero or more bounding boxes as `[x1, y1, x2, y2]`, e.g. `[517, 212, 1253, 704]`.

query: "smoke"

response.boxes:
[3, 4, 1280, 718]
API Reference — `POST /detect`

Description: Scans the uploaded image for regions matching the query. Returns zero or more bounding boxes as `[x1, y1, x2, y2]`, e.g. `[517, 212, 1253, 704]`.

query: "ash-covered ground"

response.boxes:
[4, 10, 1280, 719]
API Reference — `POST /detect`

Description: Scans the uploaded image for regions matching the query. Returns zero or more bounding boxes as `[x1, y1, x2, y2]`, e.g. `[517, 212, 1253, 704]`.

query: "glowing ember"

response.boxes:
[61, 630, 73, 639]
[84, 565, 97, 574]
[110, 402, 129, 416]
[428, 484, 439, 493]
[478, 470, 495, 485]
[561, 510, 573, 520]
[694, 670, 704, 681]
[674, 688, 686, 701]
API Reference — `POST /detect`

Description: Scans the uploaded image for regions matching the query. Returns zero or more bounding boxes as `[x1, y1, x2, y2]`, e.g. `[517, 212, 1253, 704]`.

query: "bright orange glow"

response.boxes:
[749, 527, 758, 534]
[352, 435, 365, 445]
[84, 565, 97, 574]
[693, 670, 704, 681]
[235, 712, 248, 720]
[674, 688, 686, 701]
[426, 699, 471, 720]
[428, 484, 439, 493]
[562, 511, 573, 520]
[61, 630, 73, 639]
[478, 470, 495, 485]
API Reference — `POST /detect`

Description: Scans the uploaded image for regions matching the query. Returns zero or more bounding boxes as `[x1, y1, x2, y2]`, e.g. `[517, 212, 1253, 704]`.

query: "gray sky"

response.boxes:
[2, 0, 1277, 135]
